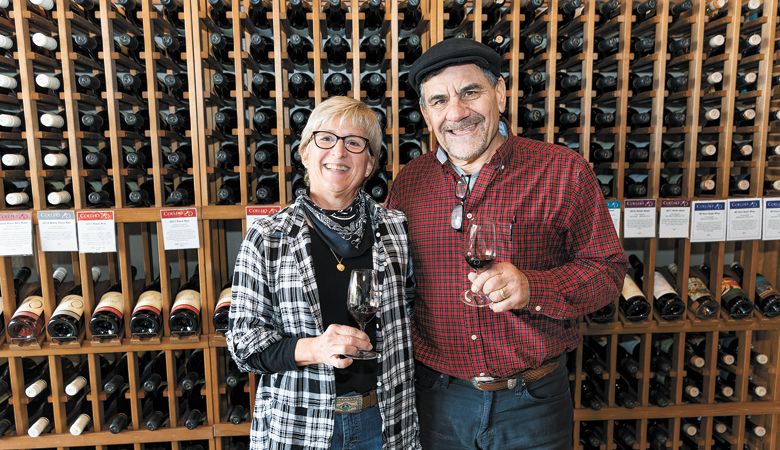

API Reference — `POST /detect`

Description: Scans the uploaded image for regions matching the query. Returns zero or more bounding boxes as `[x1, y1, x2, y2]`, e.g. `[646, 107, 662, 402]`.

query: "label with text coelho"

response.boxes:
[624, 199, 656, 238]
[0, 212, 33, 256]
[763, 199, 780, 240]
[161, 208, 200, 250]
[606, 201, 621, 238]
[690, 201, 726, 242]
[38, 210, 79, 252]
[659, 200, 690, 238]
[727, 198, 762, 241]
[77, 211, 116, 253]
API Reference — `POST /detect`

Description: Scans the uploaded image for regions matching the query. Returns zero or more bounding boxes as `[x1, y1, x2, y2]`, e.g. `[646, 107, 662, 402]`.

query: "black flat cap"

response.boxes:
[408, 38, 502, 95]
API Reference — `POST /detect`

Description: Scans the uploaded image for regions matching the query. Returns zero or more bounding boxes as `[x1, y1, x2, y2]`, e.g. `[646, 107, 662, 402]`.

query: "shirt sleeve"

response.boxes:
[522, 163, 627, 320]
[253, 337, 302, 373]
[226, 227, 286, 374]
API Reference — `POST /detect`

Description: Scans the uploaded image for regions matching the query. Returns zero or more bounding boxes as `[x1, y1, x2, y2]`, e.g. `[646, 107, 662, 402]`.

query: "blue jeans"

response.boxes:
[415, 357, 573, 450]
[330, 404, 383, 450]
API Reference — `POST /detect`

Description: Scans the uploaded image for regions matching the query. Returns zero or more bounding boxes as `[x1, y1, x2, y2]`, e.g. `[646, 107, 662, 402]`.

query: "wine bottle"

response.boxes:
[139, 350, 167, 393]
[524, 33, 547, 57]
[580, 379, 605, 410]
[444, 0, 466, 30]
[254, 172, 279, 204]
[595, 36, 620, 58]
[169, 267, 201, 336]
[363, 0, 384, 30]
[666, 72, 688, 92]
[729, 173, 751, 195]
[682, 369, 703, 402]
[162, 109, 190, 134]
[628, 71, 653, 93]
[670, 0, 693, 19]
[67, 389, 92, 436]
[325, 72, 352, 97]
[694, 173, 716, 196]
[130, 276, 163, 338]
[399, 140, 422, 164]
[734, 105, 757, 126]
[292, 171, 307, 199]
[631, 36, 655, 58]
[285, 0, 309, 29]
[287, 34, 312, 67]
[23, 358, 51, 399]
[596, 0, 620, 24]
[556, 71, 581, 96]
[322, 35, 349, 67]
[521, 70, 546, 94]
[702, 69, 723, 92]
[104, 382, 131, 433]
[361, 34, 386, 66]
[250, 71, 274, 99]
[745, 416, 767, 438]
[592, 107, 615, 128]
[732, 140, 754, 162]
[324, 0, 347, 31]
[0, 72, 19, 95]
[740, 32, 762, 57]
[701, 104, 721, 127]
[737, 70, 758, 91]
[40, 111, 66, 132]
[0, 111, 22, 131]
[649, 379, 671, 407]
[248, 33, 270, 65]
[4, 179, 32, 208]
[361, 73, 386, 103]
[253, 107, 277, 134]
[213, 283, 232, 334]
[400, 34, 422, 66]
[668, 36, 691, 57]
[142, 388, 170, 431]
[255, 142, 276, 168]
[586, 302, 615, 323]
[214, 107, 237, 136]
[180, 389, 207, 430]
[89, 267, 137, 339]
[400, 0, 422, 30]
[288, 72, 314, 101]
[62, 357, 89, 396]
[556, 107, 579, 129]
[617, 336, 642, 377]
[558, 35, 584, 59]
[624, 173, 648, 198]
[615, 377, 639, 408]
[35, 73, 62, 92]
[558, 0, 582, 24]
[26, 397, 53, 437]
[167, 177, 195, 206]
[659, 172, 683, 197]
[47, 267, 101, 341]
[211, 71, 235, 99]
[614, 422, 638, 448]
[628, 107, 651, 128]
[620, 273, 651, 321]
[119, 109, 146, 132]
[663, 106, 686, 127]
[8, 267, 68, 342]
[648, 420, 670, 448]
[579, 421, 605, 449]
[102, 353, 128, 395]
[177, 349, 205, 391]
[704, 33, 726, 56]
[667, 264, 719, 320]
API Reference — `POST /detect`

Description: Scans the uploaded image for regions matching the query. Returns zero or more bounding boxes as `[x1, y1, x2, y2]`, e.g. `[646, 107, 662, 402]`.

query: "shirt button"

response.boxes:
[501, 165, 505, 170]
[535, 305, 542, 312]
[471, 334, 477, 340]
[466, 213, 473, 219]
[375, 232, 381, 238]
[377, 381, 382, 387]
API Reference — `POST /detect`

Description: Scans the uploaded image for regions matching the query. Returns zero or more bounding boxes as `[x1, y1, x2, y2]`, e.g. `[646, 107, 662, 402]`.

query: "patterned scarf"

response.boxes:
[299, 190, 372, 258]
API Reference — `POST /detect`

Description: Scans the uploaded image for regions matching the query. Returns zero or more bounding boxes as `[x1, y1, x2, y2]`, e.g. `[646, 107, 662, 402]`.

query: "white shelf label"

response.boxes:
[0, 212, 33, 256]
[623, 199, 656, 238]
[763, 198, 780, 241]
[76, 211, 116, 253]
[607, 200, 621, 238]
[690, 201, 727, 242]
[246, 206, 280, 229]
[659, 200, 690, 239]
[727, 198, 762, 241]
[161, 208, 200, 250]
[38, 210, 78, 252]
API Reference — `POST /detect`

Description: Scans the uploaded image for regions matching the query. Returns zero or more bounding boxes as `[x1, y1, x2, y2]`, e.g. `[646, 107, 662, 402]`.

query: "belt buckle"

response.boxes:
[336, 396, 362, 413]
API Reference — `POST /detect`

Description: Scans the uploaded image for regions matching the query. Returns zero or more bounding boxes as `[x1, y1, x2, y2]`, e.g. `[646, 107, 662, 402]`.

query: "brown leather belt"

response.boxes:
[335, 390, 378, 413]
[469, 360, 561, 392]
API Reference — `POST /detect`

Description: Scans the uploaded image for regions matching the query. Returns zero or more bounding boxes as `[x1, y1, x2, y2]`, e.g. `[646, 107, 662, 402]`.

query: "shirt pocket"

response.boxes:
[495, 220, 566, 270]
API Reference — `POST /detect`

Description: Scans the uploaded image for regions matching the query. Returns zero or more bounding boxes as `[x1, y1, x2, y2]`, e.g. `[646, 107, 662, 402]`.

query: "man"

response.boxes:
[385, 38, 627, 449]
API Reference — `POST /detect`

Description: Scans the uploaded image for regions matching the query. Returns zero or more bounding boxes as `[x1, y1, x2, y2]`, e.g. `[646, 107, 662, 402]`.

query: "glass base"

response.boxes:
[345, 350, 379, 360]
[462, 290, 492, 307]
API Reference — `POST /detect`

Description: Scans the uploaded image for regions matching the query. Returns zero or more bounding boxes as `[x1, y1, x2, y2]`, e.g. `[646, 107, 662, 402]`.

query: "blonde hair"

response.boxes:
[299, 96, 383, 165]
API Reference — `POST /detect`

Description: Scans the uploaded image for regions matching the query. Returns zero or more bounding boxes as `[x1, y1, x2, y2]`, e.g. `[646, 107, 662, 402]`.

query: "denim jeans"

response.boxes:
[415, 357, 573, 450]
[330, 404, 383, 450]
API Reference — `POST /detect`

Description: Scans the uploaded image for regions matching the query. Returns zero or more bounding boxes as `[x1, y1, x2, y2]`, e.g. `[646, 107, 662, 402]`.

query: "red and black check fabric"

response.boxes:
[386, 135, 627, 380]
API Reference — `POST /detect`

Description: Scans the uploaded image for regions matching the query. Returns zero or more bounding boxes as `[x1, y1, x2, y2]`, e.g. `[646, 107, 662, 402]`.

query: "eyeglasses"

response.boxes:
[450, 175, 470, 231]
[312, 131, 370, 154]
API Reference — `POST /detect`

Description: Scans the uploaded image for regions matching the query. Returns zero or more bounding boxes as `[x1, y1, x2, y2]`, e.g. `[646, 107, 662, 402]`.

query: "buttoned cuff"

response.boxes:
[521, 270, 556, 315]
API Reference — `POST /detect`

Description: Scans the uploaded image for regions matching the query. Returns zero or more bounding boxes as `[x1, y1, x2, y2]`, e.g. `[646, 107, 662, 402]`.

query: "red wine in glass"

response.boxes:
[462, 221, 496, 307]
[345, 269, 381, 360]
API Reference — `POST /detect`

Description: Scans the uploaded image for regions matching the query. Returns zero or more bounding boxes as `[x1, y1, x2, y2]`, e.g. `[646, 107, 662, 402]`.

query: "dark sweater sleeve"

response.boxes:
[250, 337, 302, 373]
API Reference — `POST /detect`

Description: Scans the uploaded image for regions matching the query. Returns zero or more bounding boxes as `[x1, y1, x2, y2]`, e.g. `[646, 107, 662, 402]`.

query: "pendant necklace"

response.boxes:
[327, 246, 346, 272]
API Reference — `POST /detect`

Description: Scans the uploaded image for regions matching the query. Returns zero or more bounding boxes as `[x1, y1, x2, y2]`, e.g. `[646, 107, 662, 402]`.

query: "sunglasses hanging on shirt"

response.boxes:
[450, 175, 470, 231]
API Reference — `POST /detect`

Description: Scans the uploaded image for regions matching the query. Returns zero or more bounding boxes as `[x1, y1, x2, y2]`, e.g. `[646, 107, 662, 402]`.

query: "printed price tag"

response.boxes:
[246, 206, 281, 229]
[762, 198, 780, 241]
[727, 198, 762, 241]
[38, 210, 78, 252]
[77, 211, 116, 253]
[0, 212, 33, 256]
[161, 208, 200, 250]
[659, 200, 691, 239]
[623, 199, 656, 238]
[690, 201, 726, 242]
[606, 201, 621, 238]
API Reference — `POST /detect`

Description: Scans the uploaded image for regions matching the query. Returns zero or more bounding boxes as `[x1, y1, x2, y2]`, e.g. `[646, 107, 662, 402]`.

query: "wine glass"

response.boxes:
[462, 221, 496, 307]
[345, 269, 381, 360]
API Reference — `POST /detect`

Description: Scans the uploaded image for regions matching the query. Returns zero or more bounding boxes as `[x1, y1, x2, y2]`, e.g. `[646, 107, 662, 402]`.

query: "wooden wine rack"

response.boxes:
[0, 0, 778, 449]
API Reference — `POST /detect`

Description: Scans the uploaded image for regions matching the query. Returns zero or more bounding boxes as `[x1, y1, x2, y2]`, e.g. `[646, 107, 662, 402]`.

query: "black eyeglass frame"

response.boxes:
[311, 130, 371, 154]
[450, 175, 470, 231]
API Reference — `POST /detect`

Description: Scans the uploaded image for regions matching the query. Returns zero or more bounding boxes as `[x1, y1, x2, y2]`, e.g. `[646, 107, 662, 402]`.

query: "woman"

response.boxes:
[227, 96, 420, 449]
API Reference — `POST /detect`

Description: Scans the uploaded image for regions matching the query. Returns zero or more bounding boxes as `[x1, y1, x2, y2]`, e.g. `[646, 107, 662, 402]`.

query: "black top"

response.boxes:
[254, 228, 378, 396]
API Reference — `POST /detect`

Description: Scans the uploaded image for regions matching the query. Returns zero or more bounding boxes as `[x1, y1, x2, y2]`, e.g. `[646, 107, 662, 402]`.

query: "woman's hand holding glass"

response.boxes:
[295, 324, 373, 368]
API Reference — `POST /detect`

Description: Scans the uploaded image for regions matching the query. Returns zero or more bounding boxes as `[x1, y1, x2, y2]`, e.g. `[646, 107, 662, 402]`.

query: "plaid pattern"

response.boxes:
[227, 194, 421, 450]
[386, 135, 627, 380]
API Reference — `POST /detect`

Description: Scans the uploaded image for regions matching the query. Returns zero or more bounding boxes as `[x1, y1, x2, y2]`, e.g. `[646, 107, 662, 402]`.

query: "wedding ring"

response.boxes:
[499, 288, 508, 300]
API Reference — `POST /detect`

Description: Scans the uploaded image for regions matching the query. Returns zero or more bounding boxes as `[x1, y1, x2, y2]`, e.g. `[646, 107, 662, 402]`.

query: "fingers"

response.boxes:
[467, 262, 531, 312]
[324, 323, 370, 342]
[317, 324, 372, 367]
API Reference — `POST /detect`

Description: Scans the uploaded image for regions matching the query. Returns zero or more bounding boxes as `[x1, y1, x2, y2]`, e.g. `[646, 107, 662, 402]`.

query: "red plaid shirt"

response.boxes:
[386, 135, 627, 380]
